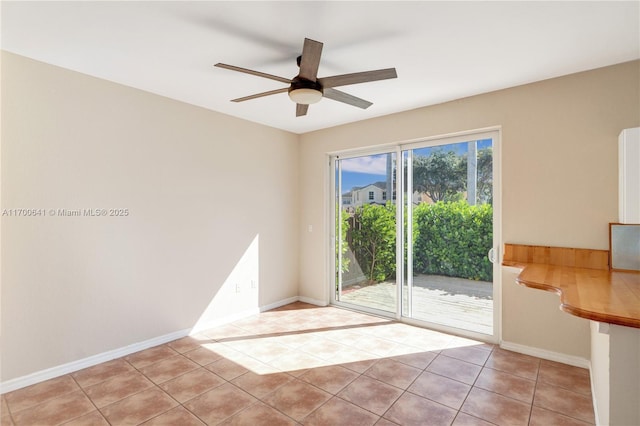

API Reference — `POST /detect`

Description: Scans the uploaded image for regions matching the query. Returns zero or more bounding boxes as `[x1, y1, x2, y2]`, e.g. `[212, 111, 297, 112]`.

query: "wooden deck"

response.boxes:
[340, 274, 493, 335]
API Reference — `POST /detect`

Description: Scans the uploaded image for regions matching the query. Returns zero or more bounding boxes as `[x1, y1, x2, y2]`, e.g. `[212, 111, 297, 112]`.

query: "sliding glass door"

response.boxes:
[333, 151, 398, 315]
[331, 130, 499, 340]
[402, 138, 495, 335]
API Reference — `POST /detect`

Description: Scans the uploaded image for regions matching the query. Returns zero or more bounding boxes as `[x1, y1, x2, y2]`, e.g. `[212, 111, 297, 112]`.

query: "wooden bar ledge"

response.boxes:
[503, 244, 640, 329]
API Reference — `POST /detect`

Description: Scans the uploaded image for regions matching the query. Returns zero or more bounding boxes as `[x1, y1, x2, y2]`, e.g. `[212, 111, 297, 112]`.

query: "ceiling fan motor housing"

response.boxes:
[289, 76, 323, 94]
[288, 77, 323, 104]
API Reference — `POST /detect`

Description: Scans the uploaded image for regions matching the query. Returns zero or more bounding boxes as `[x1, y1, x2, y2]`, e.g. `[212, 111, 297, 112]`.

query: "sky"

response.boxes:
[339, 139, 492, 193]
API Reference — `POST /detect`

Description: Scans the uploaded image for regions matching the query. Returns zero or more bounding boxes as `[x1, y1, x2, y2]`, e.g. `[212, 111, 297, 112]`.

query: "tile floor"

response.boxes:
[1, 302, 595, 425]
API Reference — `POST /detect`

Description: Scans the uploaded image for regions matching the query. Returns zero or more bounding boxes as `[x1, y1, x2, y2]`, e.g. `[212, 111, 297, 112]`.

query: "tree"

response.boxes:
[457, 146, 493, 205]
[476, 147, 493, 204]
[351, 203, 396, 282]
[412, 150, 465, 202]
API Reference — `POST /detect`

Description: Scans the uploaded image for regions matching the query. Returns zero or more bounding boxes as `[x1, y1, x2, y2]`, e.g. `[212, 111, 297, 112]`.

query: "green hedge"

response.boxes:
[350, 203, 396, 283]
[413, 201, 493, 281]
[345, 201, 492, 283]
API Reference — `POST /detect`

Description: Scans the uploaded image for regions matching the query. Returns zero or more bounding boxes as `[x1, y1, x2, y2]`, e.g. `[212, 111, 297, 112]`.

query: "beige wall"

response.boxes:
[501, 268, 591, 357]
[298, 61, 640, 358]
[1, 52, 300, 381]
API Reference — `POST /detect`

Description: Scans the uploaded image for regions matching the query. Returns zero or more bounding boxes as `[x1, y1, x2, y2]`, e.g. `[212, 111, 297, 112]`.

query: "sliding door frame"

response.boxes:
[328, 127, 501, 343]
[329, 145, 401, 319]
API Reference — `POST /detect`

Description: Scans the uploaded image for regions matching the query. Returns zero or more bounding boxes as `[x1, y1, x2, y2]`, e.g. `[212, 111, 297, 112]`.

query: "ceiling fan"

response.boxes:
[215, 38, 397, 117]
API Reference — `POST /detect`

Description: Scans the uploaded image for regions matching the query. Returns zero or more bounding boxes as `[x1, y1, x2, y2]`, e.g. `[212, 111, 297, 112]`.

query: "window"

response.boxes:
[382, 191, 387, 200]
[368, 191, 374, 200]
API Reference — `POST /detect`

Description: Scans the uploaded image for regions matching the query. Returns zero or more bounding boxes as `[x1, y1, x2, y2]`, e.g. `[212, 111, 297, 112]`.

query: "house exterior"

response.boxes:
[342, 182, 388, 209]
[342, 181, 424, 210]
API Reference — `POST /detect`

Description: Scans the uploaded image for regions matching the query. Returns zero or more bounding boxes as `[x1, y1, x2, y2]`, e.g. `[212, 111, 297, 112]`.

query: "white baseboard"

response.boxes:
[190, 297, 309, 334]
[188, 307, 261, 335]
[297, 296, 327, 307]
[500, 340, 590, 369]
[260, 296, 299, 312]
[0, 328, 190, 395]
[1, 296, 301, 395]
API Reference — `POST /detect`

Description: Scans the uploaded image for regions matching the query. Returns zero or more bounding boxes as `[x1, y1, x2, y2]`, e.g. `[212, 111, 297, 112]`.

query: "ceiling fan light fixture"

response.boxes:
[288, 88, 323, 105]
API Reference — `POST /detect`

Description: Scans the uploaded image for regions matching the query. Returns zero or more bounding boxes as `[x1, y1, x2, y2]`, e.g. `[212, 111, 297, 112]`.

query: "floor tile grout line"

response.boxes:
[454, 345, 493, 413]
[170, 372, 236, 425]
[529, 360, 543, 426]
[535, 375, 594, 396]
[1, 394, 15, 425]
[529, 396, 597, 425]
[235, 397, 299, 425]
[299, 393, 377, 425]
[4, 402, 17, 426]
[244, 376, 320, 424]
[358, 354, 422, 423]
[71, 358, 146, 406]
[100, 383, 178, 425]
[124, 389, 178, 426]
[85, 365, 180, 424]
[401, 386, 467, 415]
[125, 350, 207, 389]
[467, 376, 539, 405]
[359, 396, 395, 425]
[65, 372, 109, 425]
[297, 365, 360, 396]
[427, 350, 478, 420]
[451, 410, 500, 426]
[245, 350, 336, 423]
[525, 388, 535, 424]
[176, 397, 210, 426]
[4, 376, 83, 420]
[417, 366, 477, 388]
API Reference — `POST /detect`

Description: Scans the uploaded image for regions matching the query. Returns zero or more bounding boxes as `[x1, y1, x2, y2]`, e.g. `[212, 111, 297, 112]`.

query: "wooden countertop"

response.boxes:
[510, 262, 640, 328]
[503, 244, 640, 328]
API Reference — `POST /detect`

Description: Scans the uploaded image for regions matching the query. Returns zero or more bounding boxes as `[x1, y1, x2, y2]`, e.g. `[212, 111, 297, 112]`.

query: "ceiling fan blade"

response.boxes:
[298, 38, 323, 81]
[318, 68, 397, 89]
[296, 104, 309, 117]
[323, 88, 373, 109]
[215, 63, 291, 84]
[231, 87, 289, 103]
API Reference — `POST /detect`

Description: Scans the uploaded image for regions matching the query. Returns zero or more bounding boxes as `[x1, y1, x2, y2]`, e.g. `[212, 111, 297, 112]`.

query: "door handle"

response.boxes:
[488, 247, 497, 264]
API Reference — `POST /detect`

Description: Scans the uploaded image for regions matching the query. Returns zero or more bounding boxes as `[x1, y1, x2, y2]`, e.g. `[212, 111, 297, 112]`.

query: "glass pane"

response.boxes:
[336, 153, 397, 314]
[403, 139, 493, 334]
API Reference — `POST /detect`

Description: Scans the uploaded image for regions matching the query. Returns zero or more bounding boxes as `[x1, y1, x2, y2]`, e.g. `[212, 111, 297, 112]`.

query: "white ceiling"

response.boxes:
[2, 1, 639, 134]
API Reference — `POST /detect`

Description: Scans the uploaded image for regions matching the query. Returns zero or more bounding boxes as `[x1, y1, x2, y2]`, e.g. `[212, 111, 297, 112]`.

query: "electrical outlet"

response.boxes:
[235, 283, 241, 293]
[251, 280, 256, 289]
